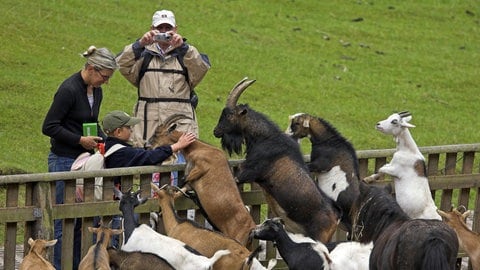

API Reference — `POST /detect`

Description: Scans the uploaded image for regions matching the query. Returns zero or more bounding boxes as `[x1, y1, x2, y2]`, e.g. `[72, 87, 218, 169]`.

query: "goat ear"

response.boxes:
[400, 115, 416, 128]
[167, 123, 177, 133]
[239, 107, 248, 116]
[28, 238, 35, 246]
[401, 121, 415, 128]
[112, 229, 124, 235]
[46, 239, 58, 247]
[462, 210, 472, 219]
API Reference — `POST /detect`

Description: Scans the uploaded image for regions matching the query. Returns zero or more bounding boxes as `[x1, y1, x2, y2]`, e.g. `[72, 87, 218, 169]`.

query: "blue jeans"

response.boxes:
[171, 152, 186, 185]
[48, 152, 81, 270]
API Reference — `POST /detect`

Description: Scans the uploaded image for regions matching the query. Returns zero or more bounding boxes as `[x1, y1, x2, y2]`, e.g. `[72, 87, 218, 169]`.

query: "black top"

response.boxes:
[104, 137, 174, 185]
[104, 137, 173, 168]
[42, 72, 105, 159]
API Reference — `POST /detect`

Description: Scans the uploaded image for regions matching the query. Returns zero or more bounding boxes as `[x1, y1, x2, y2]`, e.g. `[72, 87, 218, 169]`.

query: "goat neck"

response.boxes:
[395, 128, 423, 157]
[120, 203, 136, 245]
[118, 190, 147, 245]
[152, 185, 178, 236]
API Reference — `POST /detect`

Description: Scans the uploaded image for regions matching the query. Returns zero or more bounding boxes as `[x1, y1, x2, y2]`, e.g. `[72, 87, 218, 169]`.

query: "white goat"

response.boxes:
[328, 241, 372, 270]
[116, 188, 230, 270]
[363, 111, 441, 220]
[19, 238, 57, 270]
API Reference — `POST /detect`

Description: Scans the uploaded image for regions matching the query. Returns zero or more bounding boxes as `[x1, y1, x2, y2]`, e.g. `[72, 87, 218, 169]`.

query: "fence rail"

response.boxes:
[1, 143, 479, 270]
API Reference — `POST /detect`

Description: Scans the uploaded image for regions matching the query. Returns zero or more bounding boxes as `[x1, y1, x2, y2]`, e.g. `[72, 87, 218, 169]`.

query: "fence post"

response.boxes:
[35, 182, 55, 261]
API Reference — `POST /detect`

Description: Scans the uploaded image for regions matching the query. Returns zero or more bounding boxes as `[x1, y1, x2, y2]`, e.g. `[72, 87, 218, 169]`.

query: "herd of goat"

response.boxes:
[20, 78, 479, 270]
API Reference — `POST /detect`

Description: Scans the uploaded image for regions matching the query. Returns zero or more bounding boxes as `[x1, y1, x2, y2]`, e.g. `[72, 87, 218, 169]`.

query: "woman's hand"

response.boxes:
[79, 136, 102, 150]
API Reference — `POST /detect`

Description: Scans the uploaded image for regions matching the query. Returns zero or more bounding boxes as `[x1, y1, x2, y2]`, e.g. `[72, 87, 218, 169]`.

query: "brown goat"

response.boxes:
[107, 247, 174, 270]
[151, 183, 273, 270]
[148, 114, 256, 248]
[438, 207, 480, 269]
[78, 224, 123, 270]
[19, 238, 57, 270]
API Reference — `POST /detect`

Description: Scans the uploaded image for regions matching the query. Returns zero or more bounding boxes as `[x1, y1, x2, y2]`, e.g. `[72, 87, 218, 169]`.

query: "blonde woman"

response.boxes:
[42, 45, 118, 270]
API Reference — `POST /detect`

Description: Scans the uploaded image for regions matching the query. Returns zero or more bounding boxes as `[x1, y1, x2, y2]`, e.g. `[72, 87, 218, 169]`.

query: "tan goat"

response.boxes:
[151, 183, 275, 270]
[148, 114, 256, 248]
[78, 223, 123, 270]
[438, 207, 480, 269]
[19, 238, 57, 270]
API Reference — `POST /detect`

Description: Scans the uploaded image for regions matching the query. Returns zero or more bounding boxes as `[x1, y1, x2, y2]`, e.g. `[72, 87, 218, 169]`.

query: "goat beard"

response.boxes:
[220, 132, 244, 156]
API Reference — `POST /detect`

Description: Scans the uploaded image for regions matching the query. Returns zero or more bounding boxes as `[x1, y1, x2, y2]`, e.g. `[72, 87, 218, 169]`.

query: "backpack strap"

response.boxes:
[105, 144, 126, 158]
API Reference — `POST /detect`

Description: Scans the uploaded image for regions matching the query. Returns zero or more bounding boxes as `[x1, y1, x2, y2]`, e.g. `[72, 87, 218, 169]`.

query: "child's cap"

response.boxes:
[102, 110, 141, 133]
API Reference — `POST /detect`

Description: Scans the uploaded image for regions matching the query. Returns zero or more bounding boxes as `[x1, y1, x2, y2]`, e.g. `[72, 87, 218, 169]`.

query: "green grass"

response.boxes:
[0, 0, 479, 173]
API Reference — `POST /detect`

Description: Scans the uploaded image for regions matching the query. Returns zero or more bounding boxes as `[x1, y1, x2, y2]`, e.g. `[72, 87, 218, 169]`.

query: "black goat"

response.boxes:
[213, 78, 340, 243]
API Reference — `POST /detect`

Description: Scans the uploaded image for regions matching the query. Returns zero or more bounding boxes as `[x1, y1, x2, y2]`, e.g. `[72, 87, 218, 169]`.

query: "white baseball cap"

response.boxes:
[152, 10, 176, 27]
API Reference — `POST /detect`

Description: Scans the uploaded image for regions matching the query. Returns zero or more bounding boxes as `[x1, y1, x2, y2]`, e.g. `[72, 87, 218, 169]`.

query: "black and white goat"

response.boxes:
[252, 218, 372, 270]
[363, 111, 441, 220]
[214, 78, 340, 243]
[115, 188, 230, 270]
[286, 113, 361, 233]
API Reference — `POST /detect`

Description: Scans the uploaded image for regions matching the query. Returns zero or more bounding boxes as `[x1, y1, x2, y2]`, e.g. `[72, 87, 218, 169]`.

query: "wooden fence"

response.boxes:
[1, 143, 479, 270]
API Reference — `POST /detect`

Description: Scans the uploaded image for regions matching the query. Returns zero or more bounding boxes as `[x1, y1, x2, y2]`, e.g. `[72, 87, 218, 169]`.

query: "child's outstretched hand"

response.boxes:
[171, 132, 196, 152]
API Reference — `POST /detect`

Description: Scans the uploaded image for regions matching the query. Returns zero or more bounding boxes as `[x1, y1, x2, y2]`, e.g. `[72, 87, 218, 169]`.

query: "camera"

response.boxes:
[154, 33, 172, 42]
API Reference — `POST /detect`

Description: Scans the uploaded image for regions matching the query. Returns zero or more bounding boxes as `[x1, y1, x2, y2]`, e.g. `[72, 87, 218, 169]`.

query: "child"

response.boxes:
[102, 110, 196, 169]
[101, 110, 195, 247]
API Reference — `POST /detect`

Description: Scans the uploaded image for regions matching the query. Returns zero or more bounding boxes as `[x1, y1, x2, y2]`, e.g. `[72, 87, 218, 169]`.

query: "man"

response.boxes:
[116, 9, 210, 148]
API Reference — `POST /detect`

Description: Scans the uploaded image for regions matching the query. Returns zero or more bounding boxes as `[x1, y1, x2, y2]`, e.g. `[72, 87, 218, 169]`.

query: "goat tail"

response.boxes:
[209, 249, 231, 265]
[420, 238, 456, 270]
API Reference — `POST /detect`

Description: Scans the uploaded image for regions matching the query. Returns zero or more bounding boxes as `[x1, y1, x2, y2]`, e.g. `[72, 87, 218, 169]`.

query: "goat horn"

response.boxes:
[398, 111, 411, 118]
[226, 77, 256, 108]
[171, 185, 190, 198]
[159, 184, 169, 190]
[462, 210, 471, 219]
[163, 114, 192, 128]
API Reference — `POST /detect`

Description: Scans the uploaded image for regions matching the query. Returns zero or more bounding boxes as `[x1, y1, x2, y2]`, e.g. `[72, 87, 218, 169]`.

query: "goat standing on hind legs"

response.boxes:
[147, 114, 256, 249]
[286, 113, 362, 234]
[213, 77, 340, 243]
[363, 111, 441, 220]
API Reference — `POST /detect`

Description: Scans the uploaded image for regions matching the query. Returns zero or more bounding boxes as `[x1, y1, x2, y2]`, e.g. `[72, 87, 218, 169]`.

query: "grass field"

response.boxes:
[0, 0, 479, 173]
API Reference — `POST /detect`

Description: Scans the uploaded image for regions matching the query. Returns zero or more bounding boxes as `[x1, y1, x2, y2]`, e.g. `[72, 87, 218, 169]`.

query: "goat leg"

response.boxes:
[363, 172, 384, 183]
